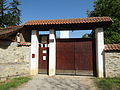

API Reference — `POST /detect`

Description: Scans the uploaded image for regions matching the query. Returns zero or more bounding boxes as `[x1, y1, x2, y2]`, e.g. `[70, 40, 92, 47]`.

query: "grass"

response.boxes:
[0, 77, 31, 90]
[96, 78, 120, 90]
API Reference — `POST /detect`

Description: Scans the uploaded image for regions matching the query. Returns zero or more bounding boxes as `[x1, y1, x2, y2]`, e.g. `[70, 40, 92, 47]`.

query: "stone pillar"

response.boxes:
[95, 28, 104, 77]
[49, 29, 56, 76]
[30, 30, 39, 75]
[60, 31, 69, 38]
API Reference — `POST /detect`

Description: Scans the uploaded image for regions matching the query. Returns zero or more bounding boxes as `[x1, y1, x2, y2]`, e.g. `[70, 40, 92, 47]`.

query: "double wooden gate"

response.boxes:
[39, 38, 96, 76]
[56, 38, 96, 76]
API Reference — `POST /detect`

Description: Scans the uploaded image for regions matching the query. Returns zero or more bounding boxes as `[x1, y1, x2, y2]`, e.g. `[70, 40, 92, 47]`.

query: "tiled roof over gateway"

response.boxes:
[0, 17, 113, 37]
[25, 17, 112, 25]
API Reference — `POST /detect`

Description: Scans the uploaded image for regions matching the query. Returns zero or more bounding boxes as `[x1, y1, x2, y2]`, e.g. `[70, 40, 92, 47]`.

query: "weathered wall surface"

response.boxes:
[0, 40, 30, 80]
[105, 52, 120, 77]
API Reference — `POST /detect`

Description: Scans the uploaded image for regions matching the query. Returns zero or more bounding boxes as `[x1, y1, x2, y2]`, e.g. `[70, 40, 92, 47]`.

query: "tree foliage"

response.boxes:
[82, 34, 90, 38]
[0, 0, 21, 28]
[0, 0, 8, 27]
[88, 0, 120, 44]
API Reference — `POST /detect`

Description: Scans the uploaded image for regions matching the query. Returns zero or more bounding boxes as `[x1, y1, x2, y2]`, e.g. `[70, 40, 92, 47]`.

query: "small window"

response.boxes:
[43, 56, 46, 60]
[43, 50, 47, 54]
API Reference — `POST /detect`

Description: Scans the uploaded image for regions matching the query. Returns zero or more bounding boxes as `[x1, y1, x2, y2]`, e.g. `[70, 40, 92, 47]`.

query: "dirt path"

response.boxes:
[15, 75, 98, 90]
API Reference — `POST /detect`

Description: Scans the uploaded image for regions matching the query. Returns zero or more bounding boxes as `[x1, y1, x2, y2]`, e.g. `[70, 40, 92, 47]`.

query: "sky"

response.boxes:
[19, 0, 94, 38]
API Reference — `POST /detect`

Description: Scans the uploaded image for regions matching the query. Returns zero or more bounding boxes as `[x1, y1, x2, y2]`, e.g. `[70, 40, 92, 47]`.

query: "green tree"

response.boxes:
[9, 0, 21, 25]
[0, 0, 21, 28]
[82, 34, 90, 38]
[88, 0, 120, 44]
[0, 0, 8, 27]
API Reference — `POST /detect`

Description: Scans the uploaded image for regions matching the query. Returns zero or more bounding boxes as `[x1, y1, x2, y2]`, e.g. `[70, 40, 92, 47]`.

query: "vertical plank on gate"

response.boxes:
[75, 38, 94, 75]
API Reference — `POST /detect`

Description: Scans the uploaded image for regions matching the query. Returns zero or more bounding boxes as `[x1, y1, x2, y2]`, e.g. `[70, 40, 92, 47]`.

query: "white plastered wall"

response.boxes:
[30, 30, 39, 75]
[95, 28, 104, 77]
[49, 29, 56, 76]
[60, 31, 69, 38]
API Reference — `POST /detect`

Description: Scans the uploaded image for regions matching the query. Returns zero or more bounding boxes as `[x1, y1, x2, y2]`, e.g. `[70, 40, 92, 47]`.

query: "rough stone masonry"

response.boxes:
[105, 52, 120, 77]
[0, 40, 30, 81]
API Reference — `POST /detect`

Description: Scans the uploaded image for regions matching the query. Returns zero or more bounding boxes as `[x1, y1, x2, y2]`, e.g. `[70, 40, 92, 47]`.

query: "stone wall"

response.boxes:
[105, 52, 120, 77]
[0, 40, 30, 81]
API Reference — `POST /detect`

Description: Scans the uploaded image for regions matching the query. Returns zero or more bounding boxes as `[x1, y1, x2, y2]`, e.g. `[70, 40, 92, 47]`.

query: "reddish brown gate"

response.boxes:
[56, 38, 96, 76]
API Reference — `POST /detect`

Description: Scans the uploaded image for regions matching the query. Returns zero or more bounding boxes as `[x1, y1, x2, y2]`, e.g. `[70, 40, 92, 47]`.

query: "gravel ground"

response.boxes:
[14, 75, 98, 90]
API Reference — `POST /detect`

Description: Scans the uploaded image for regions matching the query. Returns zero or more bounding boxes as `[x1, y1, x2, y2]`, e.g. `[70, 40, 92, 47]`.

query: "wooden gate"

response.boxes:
[38, 45, 49, 74]
[56, 38, 96, 76]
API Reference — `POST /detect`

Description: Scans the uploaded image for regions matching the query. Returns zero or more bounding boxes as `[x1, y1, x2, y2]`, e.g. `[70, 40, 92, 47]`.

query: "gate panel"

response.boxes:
[38, 47, 49, 74]
[56, 38, 95, 76]
[75, 39, 94, 75]
[56, 39, 75, 74]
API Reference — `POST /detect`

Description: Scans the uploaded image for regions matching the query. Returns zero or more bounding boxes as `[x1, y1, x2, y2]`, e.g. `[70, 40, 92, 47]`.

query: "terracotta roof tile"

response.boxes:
[105, 44, 120, 51]
[25, 17, 112, 26]
[18, 42, 31, 46]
